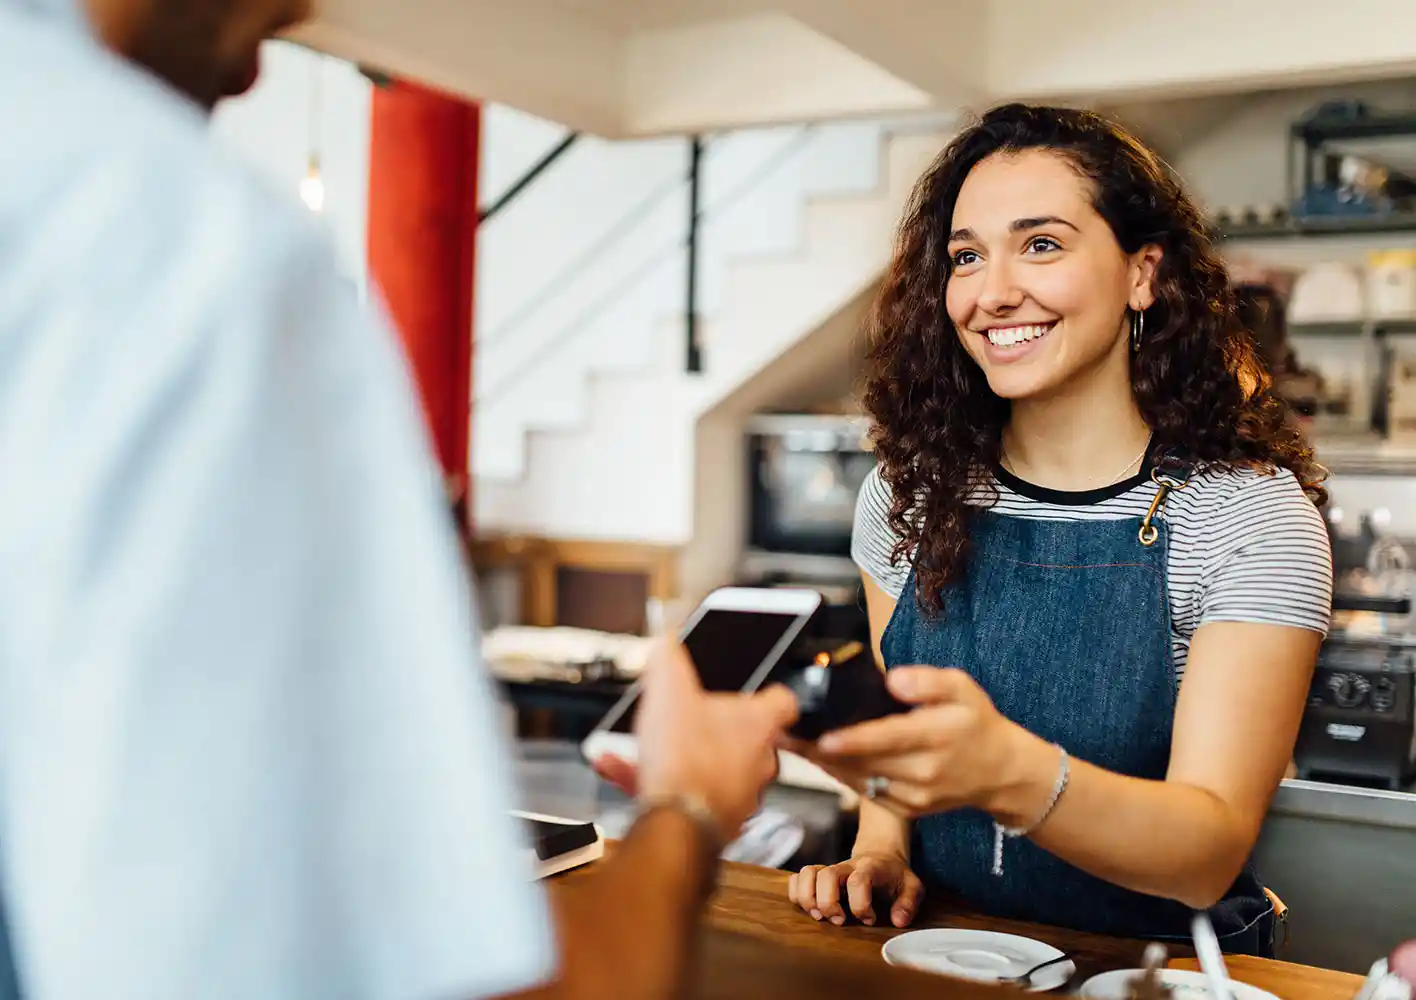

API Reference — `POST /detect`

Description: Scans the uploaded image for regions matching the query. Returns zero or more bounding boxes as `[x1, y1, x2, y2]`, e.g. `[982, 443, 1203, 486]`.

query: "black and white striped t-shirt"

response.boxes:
[852, 461, 1333, 679]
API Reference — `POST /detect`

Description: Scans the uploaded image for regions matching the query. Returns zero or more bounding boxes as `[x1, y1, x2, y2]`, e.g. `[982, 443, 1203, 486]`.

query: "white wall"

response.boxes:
[212, 40, 372, 289]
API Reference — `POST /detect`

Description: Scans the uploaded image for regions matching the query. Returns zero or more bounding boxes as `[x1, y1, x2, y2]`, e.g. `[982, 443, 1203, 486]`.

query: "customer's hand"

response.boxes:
[1391, 940, 1416, 984]
[788, 852, 924, 928]
[798, 666, 1037, 818]
[591, 639, 800, 841]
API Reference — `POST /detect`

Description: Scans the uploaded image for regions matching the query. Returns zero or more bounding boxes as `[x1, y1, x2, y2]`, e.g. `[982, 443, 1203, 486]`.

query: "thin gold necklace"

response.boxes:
[1001, 439, 1151, 487]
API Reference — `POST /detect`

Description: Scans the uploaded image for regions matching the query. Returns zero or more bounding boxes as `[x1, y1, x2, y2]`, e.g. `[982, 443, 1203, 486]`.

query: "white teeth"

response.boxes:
[986, 323, 1053, 347]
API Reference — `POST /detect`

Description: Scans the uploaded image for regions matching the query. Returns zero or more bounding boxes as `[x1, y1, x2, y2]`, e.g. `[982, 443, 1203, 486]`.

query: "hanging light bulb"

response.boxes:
[300, 52, 325, 213]
[300, 153, 325, 213]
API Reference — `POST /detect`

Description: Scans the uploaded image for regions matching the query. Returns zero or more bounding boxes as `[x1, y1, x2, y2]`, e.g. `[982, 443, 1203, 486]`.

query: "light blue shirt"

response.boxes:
[0, 4, 553, 998]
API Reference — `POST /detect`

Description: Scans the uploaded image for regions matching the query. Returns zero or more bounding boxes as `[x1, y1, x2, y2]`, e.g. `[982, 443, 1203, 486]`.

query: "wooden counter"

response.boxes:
[698, 860, 1167, 980]
[1170, 957, 1366, 1000]
[556, 858, 1366, 1000]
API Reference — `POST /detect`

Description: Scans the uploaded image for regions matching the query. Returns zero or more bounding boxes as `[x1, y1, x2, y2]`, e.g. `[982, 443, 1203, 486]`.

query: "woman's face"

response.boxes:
[945, 148, 1160, 402]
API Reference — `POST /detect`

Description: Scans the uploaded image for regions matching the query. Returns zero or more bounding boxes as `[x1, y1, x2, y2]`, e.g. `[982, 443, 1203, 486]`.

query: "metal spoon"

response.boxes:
[1002, 953, 1074, 988]
[1191, 912, 1236, 1000]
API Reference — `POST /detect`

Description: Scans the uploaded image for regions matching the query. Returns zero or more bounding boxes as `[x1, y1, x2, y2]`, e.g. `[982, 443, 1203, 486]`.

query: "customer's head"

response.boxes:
[84, 0, 313, 108]
[862, 103, 1324, 607]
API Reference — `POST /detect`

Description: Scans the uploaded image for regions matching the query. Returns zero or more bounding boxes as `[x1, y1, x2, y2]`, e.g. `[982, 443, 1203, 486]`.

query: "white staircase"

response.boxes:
[685, 129, 946, 418]
[473, 121, 948, 543]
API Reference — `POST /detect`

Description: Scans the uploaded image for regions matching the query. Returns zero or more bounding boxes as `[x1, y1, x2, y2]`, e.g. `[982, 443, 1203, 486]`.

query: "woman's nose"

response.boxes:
[977, 258, 1024, 313]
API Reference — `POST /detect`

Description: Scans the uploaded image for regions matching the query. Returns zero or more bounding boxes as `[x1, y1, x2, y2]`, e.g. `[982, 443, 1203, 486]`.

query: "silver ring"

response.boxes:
[864, 776, 890, 800]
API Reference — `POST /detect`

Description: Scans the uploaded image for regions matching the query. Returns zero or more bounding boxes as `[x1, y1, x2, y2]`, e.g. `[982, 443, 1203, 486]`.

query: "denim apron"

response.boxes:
[880, 476, 1276, 955]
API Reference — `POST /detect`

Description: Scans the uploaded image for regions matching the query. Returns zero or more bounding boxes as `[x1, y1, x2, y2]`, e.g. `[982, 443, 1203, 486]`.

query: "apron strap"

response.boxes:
[1138, 453, 1196, 547]
[1152, 452, 1197, 484]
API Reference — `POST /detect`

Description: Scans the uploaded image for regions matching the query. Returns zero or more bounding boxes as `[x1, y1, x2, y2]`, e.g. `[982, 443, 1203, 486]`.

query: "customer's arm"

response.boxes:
[513, 807, 716, 1000]
[508, 640, 799, 1000]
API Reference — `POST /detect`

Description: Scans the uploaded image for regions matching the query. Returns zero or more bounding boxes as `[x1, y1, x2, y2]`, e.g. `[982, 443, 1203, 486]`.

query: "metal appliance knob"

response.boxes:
[1328, 672, 1369, 709]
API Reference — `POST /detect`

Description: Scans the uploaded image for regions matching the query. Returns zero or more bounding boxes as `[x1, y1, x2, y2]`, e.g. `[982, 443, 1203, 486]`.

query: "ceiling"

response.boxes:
[290, 0, 1416, 138]
[552, 0, 764, 30]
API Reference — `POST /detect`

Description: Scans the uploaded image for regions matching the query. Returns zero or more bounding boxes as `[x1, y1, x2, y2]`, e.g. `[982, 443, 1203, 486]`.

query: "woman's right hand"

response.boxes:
[787, 852, 924, 928]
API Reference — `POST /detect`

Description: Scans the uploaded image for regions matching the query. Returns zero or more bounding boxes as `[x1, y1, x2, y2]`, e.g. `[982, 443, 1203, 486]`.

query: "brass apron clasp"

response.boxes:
[1138, 463, 1192, 547]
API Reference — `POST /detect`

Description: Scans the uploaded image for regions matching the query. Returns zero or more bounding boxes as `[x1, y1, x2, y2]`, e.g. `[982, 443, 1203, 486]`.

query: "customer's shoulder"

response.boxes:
[0, 14, 317, 265]
[0, 21, 344, 394]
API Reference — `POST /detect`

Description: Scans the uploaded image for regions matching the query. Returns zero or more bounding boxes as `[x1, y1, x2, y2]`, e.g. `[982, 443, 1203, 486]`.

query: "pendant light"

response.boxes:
[299, 53, 325, 213]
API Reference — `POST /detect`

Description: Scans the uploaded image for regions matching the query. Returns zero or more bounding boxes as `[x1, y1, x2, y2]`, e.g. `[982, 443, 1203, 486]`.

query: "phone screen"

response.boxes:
[607, 608, 806, 733]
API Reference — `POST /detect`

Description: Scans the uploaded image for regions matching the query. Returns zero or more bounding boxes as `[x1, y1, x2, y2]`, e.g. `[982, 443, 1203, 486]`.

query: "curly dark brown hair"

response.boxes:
[862, 103, 1327, 612]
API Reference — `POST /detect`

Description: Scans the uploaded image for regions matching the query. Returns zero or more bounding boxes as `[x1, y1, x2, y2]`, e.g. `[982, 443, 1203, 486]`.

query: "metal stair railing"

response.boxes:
[476, 125, 819, 408]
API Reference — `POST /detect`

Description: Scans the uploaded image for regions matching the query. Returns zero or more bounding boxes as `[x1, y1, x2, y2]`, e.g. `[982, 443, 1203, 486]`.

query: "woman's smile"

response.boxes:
[976, 321, 1058, 364]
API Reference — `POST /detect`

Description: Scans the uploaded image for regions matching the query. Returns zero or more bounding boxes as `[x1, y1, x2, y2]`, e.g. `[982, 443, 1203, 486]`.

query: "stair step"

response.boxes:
[474, 128, 949, 500]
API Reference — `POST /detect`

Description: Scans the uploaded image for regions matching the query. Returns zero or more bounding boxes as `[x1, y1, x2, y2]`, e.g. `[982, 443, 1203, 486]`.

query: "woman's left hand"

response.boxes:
[798, 666, 1036, 818]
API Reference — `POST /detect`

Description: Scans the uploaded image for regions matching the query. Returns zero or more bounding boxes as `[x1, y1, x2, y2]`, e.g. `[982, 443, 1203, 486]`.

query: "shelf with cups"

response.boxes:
[1210, 102, 1416, 243]
[1289, 318, 1416, 338]
[1295, 321, 1416, 475]
[1213, 213, 1416, 242]
[1312, 434, 1416, 476]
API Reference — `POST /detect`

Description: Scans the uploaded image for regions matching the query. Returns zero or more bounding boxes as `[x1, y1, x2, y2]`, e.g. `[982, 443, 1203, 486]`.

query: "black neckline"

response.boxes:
[993, 453, 1156, 506]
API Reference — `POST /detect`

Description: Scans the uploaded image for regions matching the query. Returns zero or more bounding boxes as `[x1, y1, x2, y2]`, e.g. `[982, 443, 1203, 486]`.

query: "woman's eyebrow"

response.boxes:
[1013, 215, 1078, 232]
[948, 215, 1080, 243]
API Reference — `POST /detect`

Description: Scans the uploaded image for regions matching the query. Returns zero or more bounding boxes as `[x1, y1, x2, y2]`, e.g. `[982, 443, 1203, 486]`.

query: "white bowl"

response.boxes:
[1081, 968, 1283, 1000]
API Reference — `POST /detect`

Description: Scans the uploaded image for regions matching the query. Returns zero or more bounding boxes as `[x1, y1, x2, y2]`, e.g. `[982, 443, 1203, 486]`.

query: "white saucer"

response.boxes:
[1081, 968, 1283, 1000]
[881, 928, 1075, 991]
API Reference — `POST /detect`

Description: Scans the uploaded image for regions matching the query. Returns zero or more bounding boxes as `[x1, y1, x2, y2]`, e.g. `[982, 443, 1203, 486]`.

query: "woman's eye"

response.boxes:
[951, 249, 980, 268]
[1026, 236, 1061, 254]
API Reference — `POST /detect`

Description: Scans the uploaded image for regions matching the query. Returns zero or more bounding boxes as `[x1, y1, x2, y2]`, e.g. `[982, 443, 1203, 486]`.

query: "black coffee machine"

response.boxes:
[1296, 508, 1416, 789]
[1295, 624, 1416, 790]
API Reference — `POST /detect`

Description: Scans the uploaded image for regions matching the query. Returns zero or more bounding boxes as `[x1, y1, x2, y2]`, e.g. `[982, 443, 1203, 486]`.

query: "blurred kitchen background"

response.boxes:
[215, 6, 1416, 968]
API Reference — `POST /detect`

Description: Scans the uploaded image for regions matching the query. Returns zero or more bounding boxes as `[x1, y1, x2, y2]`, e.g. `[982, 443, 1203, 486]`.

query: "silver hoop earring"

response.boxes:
[1131, 309, 1145, 353]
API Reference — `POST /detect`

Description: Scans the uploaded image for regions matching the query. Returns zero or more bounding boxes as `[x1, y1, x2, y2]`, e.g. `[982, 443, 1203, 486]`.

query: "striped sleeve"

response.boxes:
[1196, 470, 1333, 635]
[851, 465, 911, 599]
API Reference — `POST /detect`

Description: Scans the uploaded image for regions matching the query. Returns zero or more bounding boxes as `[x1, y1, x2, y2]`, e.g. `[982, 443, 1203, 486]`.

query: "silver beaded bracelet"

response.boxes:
[992, 746, 1070, 877]
[638, 792, 728, 855]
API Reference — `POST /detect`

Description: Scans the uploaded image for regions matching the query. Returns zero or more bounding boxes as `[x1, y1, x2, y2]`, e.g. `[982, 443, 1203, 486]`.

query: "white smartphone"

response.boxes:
[579, 586, 822, 766]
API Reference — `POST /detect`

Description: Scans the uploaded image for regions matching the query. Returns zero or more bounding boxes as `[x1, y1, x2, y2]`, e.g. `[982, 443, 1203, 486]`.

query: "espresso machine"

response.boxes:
[1296, 628, 1416, 789]
[1294, 509, 1416, 790]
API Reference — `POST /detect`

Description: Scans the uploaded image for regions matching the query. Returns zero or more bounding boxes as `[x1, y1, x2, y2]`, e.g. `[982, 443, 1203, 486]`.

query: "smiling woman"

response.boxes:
[785, 104, 1333, 957]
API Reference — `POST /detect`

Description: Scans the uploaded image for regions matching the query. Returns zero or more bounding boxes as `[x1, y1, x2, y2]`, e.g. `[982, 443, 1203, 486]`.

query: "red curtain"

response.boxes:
[366, 79, 480, 527]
